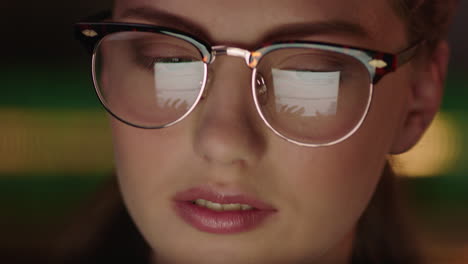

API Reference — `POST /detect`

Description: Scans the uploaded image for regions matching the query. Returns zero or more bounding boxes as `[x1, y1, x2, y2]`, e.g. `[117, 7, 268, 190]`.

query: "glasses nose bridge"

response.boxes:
[211, 46, 253, 68]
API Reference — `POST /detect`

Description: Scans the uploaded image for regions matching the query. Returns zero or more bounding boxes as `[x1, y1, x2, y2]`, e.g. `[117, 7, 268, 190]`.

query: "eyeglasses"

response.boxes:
[75, 16, 420, 147]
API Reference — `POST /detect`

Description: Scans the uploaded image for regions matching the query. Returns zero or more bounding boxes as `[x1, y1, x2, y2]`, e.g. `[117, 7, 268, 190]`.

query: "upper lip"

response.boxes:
[173, 186, 276, 211]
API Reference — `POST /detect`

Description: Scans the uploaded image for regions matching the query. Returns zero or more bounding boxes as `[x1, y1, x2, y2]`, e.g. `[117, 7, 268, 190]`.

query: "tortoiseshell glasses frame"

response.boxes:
[74, 14, 421, 147]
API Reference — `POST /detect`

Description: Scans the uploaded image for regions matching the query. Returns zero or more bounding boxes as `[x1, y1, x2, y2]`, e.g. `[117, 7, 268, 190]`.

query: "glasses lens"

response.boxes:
[94, 31, 206, 128]
[255, 48, 371, 145]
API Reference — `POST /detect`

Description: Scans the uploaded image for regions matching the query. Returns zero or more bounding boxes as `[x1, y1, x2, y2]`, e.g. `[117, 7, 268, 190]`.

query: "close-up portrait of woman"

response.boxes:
[63, 0, 461, 263]
[2, 0, 465, 264]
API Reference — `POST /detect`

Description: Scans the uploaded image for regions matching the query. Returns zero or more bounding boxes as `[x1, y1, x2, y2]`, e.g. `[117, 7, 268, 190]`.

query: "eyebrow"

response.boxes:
[116, 7, 371, 46]
[261, 21, 370, 43]
[117, 7, 211, 42]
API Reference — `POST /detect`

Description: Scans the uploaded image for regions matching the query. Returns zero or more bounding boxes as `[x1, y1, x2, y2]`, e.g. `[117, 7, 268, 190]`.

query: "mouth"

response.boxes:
[173, 187, 277, 234]
[191, 199, 255, 211]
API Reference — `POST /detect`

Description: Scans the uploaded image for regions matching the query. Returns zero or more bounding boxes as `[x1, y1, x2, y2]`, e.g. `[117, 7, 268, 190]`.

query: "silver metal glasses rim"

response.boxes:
[209, 46, 376, 147]
[91, 39, 209, 129]
[211, 46, 252, 65]
[250, 68, 374, 147]
[92, 40, 374, 147]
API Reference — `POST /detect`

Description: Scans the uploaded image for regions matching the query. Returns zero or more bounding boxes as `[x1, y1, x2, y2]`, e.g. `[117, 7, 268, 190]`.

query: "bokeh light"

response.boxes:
[0, 108, 113, 174]
[394, 112, 462, 177]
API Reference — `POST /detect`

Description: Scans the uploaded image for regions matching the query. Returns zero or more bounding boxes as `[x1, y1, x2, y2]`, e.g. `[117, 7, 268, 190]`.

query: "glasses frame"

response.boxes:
[75, 13, 421, 147]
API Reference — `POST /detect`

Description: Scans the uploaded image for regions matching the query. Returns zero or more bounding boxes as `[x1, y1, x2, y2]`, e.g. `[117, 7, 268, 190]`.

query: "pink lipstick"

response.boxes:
[173, 187, 276, 234]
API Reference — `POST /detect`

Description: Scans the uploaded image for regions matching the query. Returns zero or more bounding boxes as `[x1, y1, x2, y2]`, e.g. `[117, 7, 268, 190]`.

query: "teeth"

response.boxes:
[206, 201, 223, 211]
[241, 204, 253, 210]
[195, 199, 206, 207]
[223, 204, 241, 211]
[193, 199, 254, 211]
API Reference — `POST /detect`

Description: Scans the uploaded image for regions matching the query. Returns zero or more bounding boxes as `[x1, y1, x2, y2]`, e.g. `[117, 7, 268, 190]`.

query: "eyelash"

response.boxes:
[134, 55, 197, 70]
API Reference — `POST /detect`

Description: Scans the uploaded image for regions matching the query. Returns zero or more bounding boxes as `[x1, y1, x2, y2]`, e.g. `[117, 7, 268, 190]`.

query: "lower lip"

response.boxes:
[174, 201, 275, 234]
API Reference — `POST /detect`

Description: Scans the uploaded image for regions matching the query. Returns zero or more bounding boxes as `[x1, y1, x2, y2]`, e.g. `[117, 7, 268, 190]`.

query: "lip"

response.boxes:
[173, 186, 277, 234]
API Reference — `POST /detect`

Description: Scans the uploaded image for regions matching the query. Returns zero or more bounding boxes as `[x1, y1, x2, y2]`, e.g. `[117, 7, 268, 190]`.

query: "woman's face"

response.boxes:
[109, 0, 429, 263]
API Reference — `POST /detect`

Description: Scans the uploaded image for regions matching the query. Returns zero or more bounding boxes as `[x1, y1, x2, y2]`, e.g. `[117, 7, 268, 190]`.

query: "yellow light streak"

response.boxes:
[0, 108, 113, 175]
[394, 112, 461, 177]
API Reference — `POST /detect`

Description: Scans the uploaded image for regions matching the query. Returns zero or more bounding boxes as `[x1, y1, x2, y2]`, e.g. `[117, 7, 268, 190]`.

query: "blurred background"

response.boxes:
[1, 1, 467, 263]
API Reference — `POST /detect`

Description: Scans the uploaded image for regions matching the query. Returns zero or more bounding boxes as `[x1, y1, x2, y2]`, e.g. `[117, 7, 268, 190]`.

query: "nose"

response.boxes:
[191, 55, 266, 167]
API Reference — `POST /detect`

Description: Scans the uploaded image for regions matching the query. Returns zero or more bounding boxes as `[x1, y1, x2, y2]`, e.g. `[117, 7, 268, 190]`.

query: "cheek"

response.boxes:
[260, 139, 385, 259]
[274, 139, 386, 223]
[109, 118, 189, 221]
[109, 117, 204, 251]
[267, 72, 411, 247]
[366, 65, 413, 149]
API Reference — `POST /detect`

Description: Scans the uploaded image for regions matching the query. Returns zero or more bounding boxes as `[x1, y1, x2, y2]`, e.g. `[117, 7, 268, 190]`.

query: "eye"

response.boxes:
[131, 40, 201, 70]
[156, 57, 197, 63]
[277, 54, 346, 72]
[134, 54, 198, 70]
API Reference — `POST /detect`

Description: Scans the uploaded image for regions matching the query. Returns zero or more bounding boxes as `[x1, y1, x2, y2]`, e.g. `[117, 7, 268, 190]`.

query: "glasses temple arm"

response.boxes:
[396, 40, 424, 68]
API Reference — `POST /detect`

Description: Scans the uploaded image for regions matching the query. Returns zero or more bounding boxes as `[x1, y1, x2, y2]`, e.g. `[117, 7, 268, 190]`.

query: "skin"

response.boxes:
[109, 0, 449, 263]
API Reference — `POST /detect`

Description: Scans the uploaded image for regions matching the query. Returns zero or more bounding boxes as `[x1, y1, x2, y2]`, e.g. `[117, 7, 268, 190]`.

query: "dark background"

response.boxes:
[1, 1, 467, 262]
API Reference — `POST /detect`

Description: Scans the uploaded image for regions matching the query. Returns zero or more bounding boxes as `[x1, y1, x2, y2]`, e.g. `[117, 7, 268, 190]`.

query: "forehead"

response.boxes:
[114, 0, 406, 51]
